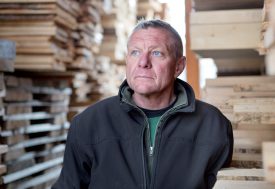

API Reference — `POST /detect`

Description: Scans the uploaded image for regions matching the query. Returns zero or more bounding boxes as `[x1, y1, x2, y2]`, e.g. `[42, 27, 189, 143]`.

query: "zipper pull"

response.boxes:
[149, 146, 154, 156]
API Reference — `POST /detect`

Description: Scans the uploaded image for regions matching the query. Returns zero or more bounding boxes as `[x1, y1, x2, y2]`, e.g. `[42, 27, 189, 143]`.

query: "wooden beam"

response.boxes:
[185, 0, 200, 98]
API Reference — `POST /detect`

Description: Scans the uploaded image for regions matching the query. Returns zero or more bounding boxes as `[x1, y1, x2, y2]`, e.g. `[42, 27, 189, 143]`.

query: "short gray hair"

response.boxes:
[128, 19, 183, 59]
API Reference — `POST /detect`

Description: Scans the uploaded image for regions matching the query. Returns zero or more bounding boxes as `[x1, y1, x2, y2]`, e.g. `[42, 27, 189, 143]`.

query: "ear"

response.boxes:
[174, 56, 186, 78]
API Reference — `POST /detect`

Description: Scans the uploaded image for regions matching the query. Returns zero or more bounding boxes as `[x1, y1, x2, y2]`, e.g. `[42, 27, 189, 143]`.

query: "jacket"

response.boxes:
[52, 79, 233, 189]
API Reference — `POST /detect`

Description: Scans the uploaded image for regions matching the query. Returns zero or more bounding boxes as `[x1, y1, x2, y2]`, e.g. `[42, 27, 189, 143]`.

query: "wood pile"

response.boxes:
[0, 40, 16, 182]
[190, 1, 265, 76]
[263, 0, 275, 75]
[136, 0, 164, 20]
[0, 74, 70, 188]
[90, 56, 125, 98]
[214, 168, 274, 189]
[100, 0, 136, 63]
[68, 0, 104, 70]
[202, 76, 275, 169]
[0, 0, 83, 71]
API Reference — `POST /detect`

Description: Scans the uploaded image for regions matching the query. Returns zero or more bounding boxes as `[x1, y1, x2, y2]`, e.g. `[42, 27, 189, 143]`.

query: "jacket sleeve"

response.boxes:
[52, 117, 91, 189]
[207, 119, 234, 188]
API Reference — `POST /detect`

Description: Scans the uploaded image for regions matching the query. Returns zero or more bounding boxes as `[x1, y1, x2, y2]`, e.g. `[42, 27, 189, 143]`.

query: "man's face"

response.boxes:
[126, 28, 184, 97]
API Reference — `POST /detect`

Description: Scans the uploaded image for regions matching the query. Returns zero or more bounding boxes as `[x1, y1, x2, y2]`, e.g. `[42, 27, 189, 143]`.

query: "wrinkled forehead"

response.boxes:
[127, 28, 174, 48]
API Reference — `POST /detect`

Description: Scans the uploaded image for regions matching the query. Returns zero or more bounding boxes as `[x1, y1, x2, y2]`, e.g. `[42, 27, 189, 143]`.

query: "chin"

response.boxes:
[133, 86, 156, 95]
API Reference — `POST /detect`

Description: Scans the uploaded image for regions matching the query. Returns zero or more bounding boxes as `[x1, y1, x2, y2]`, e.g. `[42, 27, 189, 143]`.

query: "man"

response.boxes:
[52, 19, 233, 189]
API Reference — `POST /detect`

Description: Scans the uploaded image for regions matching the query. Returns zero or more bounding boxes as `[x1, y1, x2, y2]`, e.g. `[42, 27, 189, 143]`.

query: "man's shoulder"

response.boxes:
[73, 96, 120, 122]
[195, 99, 228, 121]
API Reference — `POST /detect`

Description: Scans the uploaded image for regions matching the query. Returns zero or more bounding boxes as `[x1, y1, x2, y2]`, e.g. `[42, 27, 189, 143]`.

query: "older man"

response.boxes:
[52, 19, 233, 189]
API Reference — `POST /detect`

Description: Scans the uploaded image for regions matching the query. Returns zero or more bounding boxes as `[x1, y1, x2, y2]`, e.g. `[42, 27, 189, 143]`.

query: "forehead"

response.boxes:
[128, 28, 171, 47]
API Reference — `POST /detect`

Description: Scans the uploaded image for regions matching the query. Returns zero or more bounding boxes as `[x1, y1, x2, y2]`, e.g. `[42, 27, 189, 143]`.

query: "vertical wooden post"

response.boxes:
[185, 0, 200, 99]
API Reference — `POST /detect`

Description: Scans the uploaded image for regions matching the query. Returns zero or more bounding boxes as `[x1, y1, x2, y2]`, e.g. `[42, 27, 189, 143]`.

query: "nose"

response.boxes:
[138, 52, 151, 68]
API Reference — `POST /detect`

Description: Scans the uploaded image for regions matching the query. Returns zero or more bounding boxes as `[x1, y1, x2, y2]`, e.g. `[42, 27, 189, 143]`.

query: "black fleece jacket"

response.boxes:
[52, 79, 233, 189]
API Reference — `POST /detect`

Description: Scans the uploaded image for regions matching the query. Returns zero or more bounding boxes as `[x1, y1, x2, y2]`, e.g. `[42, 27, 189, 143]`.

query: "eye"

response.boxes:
[130, 50, 140, 56]
[152, 51, 162, 57]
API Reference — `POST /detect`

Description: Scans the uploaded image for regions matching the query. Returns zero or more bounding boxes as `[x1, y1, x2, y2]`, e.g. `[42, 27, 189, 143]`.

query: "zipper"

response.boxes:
[149, 105, 183, 189]
[149, 104, 182, 157]
[122, 98, 184, 189]
[122, 98, 149, 189]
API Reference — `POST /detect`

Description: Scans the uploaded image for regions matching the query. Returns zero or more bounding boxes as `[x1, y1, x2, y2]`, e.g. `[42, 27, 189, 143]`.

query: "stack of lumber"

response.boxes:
[214, 168, 274, 189]
[68, 0, 103, 70]
[100, 0, 136, 63]
[0, 40, 16, 180]
[0, 75, 70, 188]
[0, 40, 16, 117]
[89, 56, 125, 99]
[190, 0, 265, 76]
[136, 0, 164, 20]
[202, 76, 275, 168]
[263, 0, 275, 75]
[66, 72, 93, 121]
[0, 0, 80, 71]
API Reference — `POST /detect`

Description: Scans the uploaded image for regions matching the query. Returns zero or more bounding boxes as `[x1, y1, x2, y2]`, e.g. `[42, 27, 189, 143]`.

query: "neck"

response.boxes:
[133, 90, 176, 110]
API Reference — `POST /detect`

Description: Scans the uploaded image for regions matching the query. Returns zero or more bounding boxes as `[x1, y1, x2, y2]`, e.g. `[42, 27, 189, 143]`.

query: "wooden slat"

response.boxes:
[191, 9, 262, 24]
[262, 142, 275, 184]
[193, 0, 264, 11]
[1, 157, 63, 184]
[16, 167, 61, 189]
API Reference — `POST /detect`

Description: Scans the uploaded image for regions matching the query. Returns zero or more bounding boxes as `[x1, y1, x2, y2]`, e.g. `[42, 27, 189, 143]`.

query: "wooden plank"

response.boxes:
[214, 180, 275, 189]
[262, 142, 275, 184]
[214, 168, 274, 189]
[193, 0, 264, 11]
[16, 167, 61, 189]
[4, 88, 33, 102]
[205, 76, 275, 87]
[2, 120, 30, 130]
[3, 112, 65, 121]
[2, 157, 63, 184]
[0, 165, 7, 175]
[3, 148, 25, 162]
[265, 48, 275, 75]
[9, 134, 67, 150]
[0, 26, 57, 36]
[0, 145, 8, 154]
[217, 168, 265, 180]
[191, 23, 261, 50]
[24, 123, 69, 134]
[191, 9, 262, 24]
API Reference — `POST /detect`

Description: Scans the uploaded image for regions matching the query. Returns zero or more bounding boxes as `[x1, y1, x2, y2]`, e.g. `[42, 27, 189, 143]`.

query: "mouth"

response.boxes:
[135, 76, 154, 80]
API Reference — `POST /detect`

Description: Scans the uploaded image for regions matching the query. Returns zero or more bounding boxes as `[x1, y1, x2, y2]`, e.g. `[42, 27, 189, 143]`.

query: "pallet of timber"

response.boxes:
[0, 40, 15, 72]
[202, 76, 275, 168]
[214, 168, 274, 189]
[67, 0, 102, 70]
[193, 0, 264, 11]
[100, 0, 136, 62]
[0, 74, 70, 188]
[0, 0, 82, 71]
[190, 9, 264, 75]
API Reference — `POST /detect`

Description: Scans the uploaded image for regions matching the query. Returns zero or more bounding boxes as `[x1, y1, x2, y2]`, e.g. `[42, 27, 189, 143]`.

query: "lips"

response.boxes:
[135, 75, 154, 79]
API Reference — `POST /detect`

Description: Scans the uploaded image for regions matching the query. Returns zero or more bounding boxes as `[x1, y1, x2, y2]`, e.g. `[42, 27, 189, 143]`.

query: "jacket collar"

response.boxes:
[119, 78, 196, 113]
